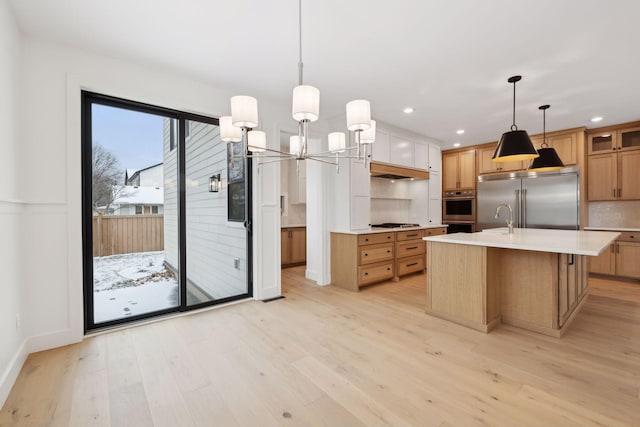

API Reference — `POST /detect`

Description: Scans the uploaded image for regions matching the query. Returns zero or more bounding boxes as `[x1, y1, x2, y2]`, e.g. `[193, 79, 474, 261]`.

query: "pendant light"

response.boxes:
[492, 75, 539, 162]
[529, 105, 564, 171]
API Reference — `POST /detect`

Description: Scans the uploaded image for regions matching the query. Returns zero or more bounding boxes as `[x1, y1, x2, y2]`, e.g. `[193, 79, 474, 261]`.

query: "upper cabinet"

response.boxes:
[588, 125, 640, 155]
[442, 149, 476, 191]
[389, 135, 414, 167]
[587, 122, 640, 201]
[428, 145, 441, 172]
[371, 123, 442, 172]
[371, 127, 390, 163]
[547, 133, 578, 166]
[477, 146, 523, 174]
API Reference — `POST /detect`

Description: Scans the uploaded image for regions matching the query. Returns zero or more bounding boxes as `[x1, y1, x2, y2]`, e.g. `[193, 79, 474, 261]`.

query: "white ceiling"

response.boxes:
[9, 0, 640, 148]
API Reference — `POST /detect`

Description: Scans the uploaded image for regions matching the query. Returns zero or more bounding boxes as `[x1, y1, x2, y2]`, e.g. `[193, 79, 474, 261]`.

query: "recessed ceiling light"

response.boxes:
[456, 129, 465, 135]
[591, 116, 603, 122]
[403, 107, 414, 114]
[453, 143, 461, 147]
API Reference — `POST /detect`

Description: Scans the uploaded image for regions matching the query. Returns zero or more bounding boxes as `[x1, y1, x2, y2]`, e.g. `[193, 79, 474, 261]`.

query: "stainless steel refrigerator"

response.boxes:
[477, 167, 580, 231]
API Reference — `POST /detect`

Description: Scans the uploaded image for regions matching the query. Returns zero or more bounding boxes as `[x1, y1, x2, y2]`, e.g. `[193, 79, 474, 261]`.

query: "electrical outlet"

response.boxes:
[234, 258, 240, 269]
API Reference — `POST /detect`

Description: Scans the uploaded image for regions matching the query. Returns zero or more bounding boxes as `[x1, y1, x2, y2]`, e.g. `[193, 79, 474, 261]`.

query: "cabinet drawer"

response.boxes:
[397, 254, 426, 276]
[358, 261, 394, 285]
[396, 229, 425, 241]
[358, 232, 394, 245]
[424, 227, 447, 237]
[359, 243, 394, 265]
[396, 240, 425, 258]
[617, 232, 639, 242]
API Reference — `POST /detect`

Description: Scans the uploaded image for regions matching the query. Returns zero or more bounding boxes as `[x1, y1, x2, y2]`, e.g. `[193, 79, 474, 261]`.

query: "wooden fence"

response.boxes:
[93, 214, 164, 257]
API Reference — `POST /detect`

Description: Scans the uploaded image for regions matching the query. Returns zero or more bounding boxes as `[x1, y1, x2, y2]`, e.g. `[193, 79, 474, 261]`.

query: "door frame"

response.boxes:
[81, 91, 253, 332]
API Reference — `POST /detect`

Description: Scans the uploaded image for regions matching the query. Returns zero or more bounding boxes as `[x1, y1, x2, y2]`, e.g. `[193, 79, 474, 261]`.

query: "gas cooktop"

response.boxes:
[371, 223, 420, 229]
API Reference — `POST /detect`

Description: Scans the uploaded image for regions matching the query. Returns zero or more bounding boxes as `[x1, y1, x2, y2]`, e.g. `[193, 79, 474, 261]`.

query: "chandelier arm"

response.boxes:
[304, 157, 341, 166]
[307, 154, 361, 160]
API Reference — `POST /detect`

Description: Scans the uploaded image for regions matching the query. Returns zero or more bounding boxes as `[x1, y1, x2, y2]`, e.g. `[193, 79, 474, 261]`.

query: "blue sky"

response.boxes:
[92, 104, 165, 173]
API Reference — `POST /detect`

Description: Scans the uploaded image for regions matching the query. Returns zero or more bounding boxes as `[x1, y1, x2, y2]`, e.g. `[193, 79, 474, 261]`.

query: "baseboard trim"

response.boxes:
[0, 339, 28, 409]
[26, 328, 82, 354]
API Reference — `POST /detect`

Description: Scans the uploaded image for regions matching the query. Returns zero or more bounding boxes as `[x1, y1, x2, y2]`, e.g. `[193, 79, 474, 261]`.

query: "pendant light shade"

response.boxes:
[529, 105, 564, 172]
[492, 75, 538, 163]
[231, 95, 259, 128]
[493, 130, 539, 162]
[292, 85, 320, 122]
[290, 135, 301, 156]
[219, 116, 242, 143]
[346, 100, 371, 131]
[328, 132, 346, 153]
[359, 120, 376, 144]
[247, 130, 266, 152]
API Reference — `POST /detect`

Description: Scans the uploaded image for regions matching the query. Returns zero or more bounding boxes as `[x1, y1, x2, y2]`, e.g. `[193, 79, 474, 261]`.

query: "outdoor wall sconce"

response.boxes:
[209, 174, 221, 192]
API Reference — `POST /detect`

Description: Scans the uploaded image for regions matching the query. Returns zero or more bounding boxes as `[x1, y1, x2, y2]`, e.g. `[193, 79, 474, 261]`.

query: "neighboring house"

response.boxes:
[110, 185, 164, 215]
[125, 162, 163, 187]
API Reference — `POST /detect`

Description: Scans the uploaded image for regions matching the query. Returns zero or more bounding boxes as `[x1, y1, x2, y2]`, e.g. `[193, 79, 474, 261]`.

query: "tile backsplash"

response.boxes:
[588, 201, 640, 228]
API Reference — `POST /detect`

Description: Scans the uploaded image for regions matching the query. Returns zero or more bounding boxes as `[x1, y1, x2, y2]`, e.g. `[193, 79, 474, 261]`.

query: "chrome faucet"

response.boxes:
[495, 203, 514, 235]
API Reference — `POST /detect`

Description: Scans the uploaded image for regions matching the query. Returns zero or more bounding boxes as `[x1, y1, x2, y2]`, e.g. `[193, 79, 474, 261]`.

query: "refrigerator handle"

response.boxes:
[515, 189, 521, 228]
[522, 188, 527, 228]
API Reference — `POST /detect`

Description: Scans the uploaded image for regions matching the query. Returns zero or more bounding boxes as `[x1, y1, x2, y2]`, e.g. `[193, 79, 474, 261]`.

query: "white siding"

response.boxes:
[163, 119, 179, 270]
[163, 119, 247, 299]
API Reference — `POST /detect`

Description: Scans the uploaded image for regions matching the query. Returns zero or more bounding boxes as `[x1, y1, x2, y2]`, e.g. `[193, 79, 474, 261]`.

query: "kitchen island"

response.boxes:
[423, 228, 619, 337]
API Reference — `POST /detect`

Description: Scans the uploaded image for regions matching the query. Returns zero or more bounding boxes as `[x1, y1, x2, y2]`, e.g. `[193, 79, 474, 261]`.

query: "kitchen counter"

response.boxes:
[424, 228, 620, 256]
[424, 228, 619, 338]
[584, 226, 640, 232]
[332, 224, 448, 235]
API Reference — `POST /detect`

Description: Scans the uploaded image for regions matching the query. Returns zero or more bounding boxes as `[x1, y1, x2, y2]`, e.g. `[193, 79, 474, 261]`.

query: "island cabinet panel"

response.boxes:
[495, 249, 558, 330]
[558, 254, 588, 327]
[426, 242, 500, 331]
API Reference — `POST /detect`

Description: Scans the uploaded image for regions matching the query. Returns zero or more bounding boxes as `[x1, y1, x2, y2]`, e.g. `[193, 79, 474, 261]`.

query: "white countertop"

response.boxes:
[424, 228, 620, 256]
[332, 224, 448, 235]
[584, 226, 640, 232]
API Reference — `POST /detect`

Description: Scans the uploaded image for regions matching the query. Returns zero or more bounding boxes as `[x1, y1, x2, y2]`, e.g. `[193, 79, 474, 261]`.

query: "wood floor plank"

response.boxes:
[1, 268, 640, 426]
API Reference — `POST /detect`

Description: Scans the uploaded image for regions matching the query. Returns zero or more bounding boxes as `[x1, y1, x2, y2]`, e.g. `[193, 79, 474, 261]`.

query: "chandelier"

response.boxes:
[218, 0, 375, 172]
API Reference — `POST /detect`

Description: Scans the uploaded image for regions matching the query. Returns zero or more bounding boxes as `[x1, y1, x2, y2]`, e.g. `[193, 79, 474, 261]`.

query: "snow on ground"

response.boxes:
[93, 251, 178, 323]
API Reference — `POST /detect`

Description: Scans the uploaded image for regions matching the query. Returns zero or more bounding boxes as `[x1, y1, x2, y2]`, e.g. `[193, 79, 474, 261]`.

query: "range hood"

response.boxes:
[370, 161, 430, 180]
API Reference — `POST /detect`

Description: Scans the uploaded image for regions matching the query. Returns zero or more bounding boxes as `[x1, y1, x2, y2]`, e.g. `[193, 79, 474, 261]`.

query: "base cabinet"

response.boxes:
[588, 232, 640, 279]
[331, 227, 446, 291]
[281, 227, 306, 267]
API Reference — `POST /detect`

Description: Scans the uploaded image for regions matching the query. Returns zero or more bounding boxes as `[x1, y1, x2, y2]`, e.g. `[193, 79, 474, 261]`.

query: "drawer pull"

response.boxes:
[364, 253, 368, 256]
[406, 262, 419, 267]
[406, 233, 419, 237]
[387, 236, 391, 239]
[406, 246, 418, 250]
[387, 250, 391, 253]
[365, 238, 369, 242]
[365, 272, 368, 276]
[387, 267, 391, 271]
[630, 235, 635, 239]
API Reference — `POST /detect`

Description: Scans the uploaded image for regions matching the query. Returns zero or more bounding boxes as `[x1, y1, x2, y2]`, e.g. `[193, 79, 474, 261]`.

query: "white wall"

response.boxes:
[15, 36, 288, 367]
[0, 0, 26, 407]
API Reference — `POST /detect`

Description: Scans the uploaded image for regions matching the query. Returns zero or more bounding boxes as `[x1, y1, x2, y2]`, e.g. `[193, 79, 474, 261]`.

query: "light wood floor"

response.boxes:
[1, 268, 639, 426]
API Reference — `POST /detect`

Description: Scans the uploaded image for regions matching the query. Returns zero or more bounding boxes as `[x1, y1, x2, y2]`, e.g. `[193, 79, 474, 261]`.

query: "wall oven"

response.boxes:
[442, 190, 476, 222]
[444, 222, 476, 234]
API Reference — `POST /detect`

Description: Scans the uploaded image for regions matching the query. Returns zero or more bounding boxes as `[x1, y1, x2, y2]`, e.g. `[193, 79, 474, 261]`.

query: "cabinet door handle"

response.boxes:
[406, 262, 419, 267]
[611, 244, 615, 253]
[617, 243, 620, 253]
[618, 188, 621, 198]
[613, 189, 616, 197]
[568, 254, 574, 266]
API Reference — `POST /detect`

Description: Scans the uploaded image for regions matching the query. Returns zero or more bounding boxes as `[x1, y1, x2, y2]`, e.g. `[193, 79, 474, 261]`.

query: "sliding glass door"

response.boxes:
[82, 92, 252, 331]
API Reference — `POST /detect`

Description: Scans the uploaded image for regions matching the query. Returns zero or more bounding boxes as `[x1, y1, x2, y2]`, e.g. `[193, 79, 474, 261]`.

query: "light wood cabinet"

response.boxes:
[442, 149, 476, 191]
[587, 150, 640, 201]
[589, 124, 640, 155]
[587, 131, 616, 155]
[547, 133, 578, 166]
[478, 146, 523, 174]
[281, 227, 306, 267]
[589, 232, 640, 279]
[331, 228, 446, 291]
[558, 254, 588, 327]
